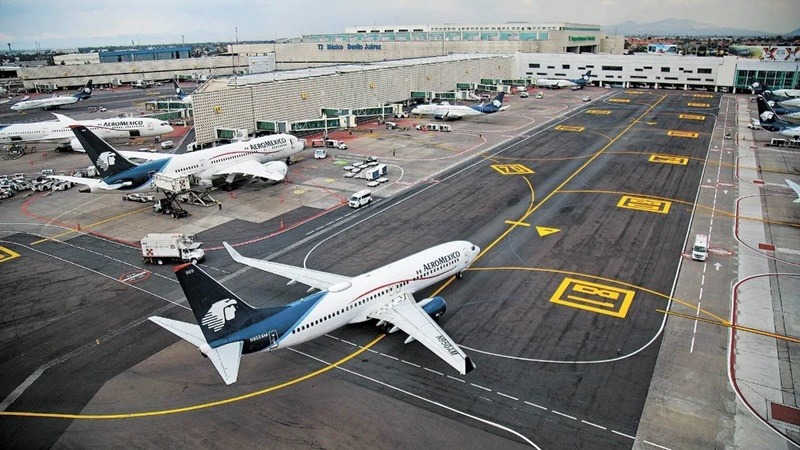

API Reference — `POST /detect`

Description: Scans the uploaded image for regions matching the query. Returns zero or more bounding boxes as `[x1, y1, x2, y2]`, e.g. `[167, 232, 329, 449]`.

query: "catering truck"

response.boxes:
[141, 233, 205, 265]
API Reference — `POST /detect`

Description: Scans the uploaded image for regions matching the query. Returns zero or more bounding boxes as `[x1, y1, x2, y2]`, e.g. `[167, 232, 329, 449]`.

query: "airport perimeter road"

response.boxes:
[1, 90, 735, 448]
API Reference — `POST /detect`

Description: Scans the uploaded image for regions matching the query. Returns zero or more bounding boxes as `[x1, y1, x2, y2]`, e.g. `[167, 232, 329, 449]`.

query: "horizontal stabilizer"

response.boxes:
[149, 316, 243, 385]
[149, 316, 207, 348]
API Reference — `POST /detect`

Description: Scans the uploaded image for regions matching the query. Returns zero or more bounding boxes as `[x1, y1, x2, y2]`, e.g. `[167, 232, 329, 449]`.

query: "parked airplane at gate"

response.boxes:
[762, 91, 800, 123]
[756, 96, 800, 139]
[10, 80, 93, 111]
[0, 113, 173, 151]
[50, 125, 304, 193]
[149, 241, 479, 384]
[750, 80, 800, 107]
[173, 80, 192, 104]
[536, 71, 593, 89]
[411, 92, 506, 120]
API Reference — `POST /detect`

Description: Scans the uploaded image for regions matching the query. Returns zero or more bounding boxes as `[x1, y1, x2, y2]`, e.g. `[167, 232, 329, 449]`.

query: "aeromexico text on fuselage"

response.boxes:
[422, 251, 461, 271]
[248, 137, 286, 151]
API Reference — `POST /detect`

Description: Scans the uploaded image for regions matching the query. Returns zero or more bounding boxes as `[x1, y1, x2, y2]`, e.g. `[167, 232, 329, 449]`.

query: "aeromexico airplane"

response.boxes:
[173, 79, 192, 104]
[756, 96, 800, 139]
[751, 80, 800, 107]
[50, 125, 304, 193]
[536, 70, 593, 89]
[0, 113, 173, 151]
[149, 241, 480, 385]
[762, 91, 800, 124]
[10, 80, 93, 111]
[410, 92, 507, 120]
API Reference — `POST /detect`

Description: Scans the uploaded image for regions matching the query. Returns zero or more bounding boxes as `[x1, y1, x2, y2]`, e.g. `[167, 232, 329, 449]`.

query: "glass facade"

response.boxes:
[735, 69, 799, 90]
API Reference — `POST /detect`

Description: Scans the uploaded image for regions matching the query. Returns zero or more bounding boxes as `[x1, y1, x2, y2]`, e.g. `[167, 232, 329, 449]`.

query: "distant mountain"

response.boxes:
[605, 18, 770, 37]
[787, 27, 800, 37]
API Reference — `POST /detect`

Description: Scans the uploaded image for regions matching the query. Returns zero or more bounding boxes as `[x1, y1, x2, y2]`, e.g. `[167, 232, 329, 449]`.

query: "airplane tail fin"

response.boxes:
[490, 92, 505, 110]
[173, 79, 186, 99]
[756, 95, 790, 131]
[583, 70, 592, 80]
[70, 125, 137, 178]
[174, 262, 258, 344]
[73, 80, 93, 100]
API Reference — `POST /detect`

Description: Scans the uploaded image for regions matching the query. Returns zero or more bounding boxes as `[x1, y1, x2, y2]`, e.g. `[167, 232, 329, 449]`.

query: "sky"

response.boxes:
[0, 0, 798, 50]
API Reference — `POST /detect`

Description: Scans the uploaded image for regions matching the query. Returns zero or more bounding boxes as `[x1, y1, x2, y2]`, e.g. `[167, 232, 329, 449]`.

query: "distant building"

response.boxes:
[99, 46, 192, 63]
[54, 53, 100, 65]
[647, 43, 679, 55]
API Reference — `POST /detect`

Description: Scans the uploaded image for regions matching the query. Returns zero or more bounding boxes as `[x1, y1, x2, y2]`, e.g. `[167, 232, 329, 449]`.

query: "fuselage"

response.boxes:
[411, 103, 483, 117]
[98, 133, 305, 193]
[209, 241, 481, 355]
[0, 117, 174, 146]
[10, 95, 80, 111]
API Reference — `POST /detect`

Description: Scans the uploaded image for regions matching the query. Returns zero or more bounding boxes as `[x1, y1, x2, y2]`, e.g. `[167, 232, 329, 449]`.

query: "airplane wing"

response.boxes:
[367, 292, 475, 375]
[149, 317, 243, 385]
[223, 242, 351, 291]
[118, 150, 172, 161]
[214, 159, 288, 181]
[786, 179, 800, 203]
[48, 175, 131, 191]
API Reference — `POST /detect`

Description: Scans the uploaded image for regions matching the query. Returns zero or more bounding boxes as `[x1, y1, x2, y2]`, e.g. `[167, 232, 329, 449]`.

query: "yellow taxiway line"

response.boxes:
[0, 335, 385, 420]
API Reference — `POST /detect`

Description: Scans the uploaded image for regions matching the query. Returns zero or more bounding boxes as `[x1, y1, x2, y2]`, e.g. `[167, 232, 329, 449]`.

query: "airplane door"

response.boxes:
[268, 330, 279, 349]
[147, 121, 154, 131]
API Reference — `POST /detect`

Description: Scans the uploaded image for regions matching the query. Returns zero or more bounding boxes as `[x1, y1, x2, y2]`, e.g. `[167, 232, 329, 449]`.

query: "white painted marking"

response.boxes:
[291, 349, 541, 449]
[447, 375, 465, 383]
[581, 419, 607, 430]
[341, 339, 356, 347]
[497, 392, 519, 401]
[380, 353, 399, 361]
[401, 360, 420, 368]
[644, 440, 673, 449]
[551, 410, 577, 420]
[424, 367, 444, 376]
[524, 401, 547, 410]
[714, 262, 721, 271]
[611, 430, 636, 440]
[471, 383, 492, 392]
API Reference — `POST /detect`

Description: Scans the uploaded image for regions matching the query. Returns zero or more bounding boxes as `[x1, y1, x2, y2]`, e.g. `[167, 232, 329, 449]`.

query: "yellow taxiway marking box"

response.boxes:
[649, 154, 689, 165]
[617, 195, 672, 214]
[491, 164, 535, 175]
[550, 277, 635, 318]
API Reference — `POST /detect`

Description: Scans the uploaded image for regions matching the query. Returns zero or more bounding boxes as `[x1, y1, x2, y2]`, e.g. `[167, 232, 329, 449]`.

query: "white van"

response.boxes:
[691, 234, 708, 261]
[349, 189, 372, 208]
[314, 148, 327, 159]
[160, 140, 174, 149]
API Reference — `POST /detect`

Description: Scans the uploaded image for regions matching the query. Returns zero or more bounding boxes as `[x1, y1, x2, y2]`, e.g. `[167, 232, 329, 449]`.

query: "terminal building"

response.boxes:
[9, 21, 800, 147]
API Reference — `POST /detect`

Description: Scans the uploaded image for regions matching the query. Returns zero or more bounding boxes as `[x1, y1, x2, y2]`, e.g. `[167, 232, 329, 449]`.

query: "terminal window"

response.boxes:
[661, 67, 671, 72]
[602, 66, 623, 71]
[562, 64, 570, 69]
[529, 63, 541, 68]
[698, 68, 712, 74]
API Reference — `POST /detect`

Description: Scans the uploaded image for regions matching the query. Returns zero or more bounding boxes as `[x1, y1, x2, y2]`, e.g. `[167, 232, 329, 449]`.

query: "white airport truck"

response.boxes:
[141, 233, 205, 265]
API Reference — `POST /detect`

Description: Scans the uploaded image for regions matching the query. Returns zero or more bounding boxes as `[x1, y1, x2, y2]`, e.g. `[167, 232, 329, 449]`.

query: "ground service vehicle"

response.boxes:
[160, 140, 174, 149]
[692, 234, 708, 261]
[141, 233, 205, 265]
[364, 164, 388, 181]
[349, 189, 372, 208]
[314, 148, 327, 159]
